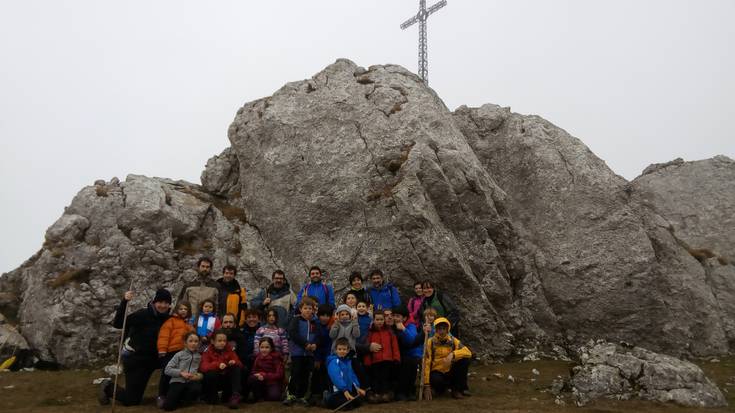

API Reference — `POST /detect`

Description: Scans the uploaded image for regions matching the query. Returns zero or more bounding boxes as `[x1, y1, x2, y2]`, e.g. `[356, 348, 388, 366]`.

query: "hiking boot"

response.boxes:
[367, 392, 380, 404]
[156, 395, 166, 409]
[97, 379, 112, 405]
[380, 392, 393, 403]
[461, 389, 472, 397]
[228, 393, 241, 409]
[451, 390, 464, 399]
[282, 393, 297, 406]
[297, 397, 310, 406]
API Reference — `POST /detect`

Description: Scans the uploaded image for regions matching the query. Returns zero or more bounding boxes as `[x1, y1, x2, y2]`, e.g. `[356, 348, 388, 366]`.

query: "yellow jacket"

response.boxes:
[422, 317, 472, 384]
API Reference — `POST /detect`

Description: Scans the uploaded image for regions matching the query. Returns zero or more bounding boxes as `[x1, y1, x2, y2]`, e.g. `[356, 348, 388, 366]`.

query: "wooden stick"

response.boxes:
[331, 387, 369, 413]
[111, 280, 135, 412]
[418, 327, 429, 401]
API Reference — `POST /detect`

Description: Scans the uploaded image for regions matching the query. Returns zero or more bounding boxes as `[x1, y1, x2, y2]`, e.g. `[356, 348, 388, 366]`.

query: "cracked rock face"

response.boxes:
[570, 341, 727, 408]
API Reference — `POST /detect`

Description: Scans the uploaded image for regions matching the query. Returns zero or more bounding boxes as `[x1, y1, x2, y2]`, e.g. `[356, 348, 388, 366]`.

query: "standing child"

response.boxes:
[356, 301, 372, 344]
[283, 297, 319, 406]
[423, 307, 438, 338]
[200, 329, 244, 408]
[326, 338, 367, 410]
[363, 310, 400, 403]
[253, 309, 289, 358]
[342, 292, 359, 319]
[248, 337, 285, 401]
[193, 299, 220, 350]
[391, 305, 423, 401]
[157, 301, 195, 408]
[329, 304, 360, 354]
[310, 304, 334, 406]
[162, 332, 203, 411]
[407, 282, 424, 327]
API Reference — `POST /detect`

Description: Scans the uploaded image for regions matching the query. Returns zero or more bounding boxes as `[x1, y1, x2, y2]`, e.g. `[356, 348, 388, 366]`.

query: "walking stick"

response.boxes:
[418, 327, 429, 401]
[111, 280, 135, 412]
[331, 387, 370, 413]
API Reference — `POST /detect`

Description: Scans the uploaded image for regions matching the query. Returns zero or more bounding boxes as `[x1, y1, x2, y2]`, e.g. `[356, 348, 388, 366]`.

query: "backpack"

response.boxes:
[224, 288, 248, 327]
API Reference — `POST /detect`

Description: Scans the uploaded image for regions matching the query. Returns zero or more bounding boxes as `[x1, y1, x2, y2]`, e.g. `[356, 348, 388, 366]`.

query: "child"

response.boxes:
[200, 329, 244, 408]
[423, 307, 438, 338]
[248, 337, 285, 401]
[284, 297, 319, 406]
[422, 318, 472, 400]
[356, 301, 372, 344]
[157, 301, 195, 408]
[363, 310, 400, 403]
[253, 309, 289, 358]
[326, 337, 367, 410]
[329, 304, 360, 354]
[407, 282, 424, 327]
[310, 304, 334, 406]
[162, 332, 203, 411]
[391, 305, 423, 401]
[193, 299, 221, 349]
[342, 292, 359, 318]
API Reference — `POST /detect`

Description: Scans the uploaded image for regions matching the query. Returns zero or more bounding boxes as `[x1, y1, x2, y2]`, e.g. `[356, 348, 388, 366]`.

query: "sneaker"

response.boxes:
[297, 397, 310, 406]
[228, 393, 241, 409]
[367, 393, 380, 404]
[380, 393, 393, 403]
[282, 393, 297, 406]
[156, 395, 166, 409]
[97, 379, 112, 405]
[461, 389, 472, 397]
[451, 390, 464, 399]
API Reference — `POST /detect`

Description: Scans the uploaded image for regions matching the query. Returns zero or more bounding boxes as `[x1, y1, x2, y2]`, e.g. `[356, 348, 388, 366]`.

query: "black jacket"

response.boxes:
[113, 299, 170, 360]
[420, 290, 460, 328]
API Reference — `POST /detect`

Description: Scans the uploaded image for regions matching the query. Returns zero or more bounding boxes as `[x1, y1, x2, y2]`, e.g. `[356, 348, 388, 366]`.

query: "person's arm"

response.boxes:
[112, 298, 129, 329]
[287, 317, 308, 347]
[157, 319, 172, 355]
[250, 288, 265, 311]
[164, 352, 182, 377]
[329, 322, 340, 339]
[350, 319, 360, 338]
[422, 340, 433, 385]
[199, 351, 216, 373]
[391, 334, 401, 362]
[327, 359, 348, 392]
[229, 350, 244, 368]
[279, 328, 290, 357]
[265, 355, 285, 381]
[327, 285, 335, 307]
[440, 292, 460, 326]
[253, 327, 264, 354]
[451, 339, 472, 361]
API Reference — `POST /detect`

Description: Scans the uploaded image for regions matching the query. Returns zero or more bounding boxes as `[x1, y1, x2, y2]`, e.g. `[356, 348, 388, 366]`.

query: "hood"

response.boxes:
[326, 354, 346, 364]
[433, 317, 451, 330]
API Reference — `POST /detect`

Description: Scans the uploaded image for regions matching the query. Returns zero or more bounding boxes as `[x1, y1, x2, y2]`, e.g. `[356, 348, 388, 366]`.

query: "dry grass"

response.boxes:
[0, 358, 732, 412]
[47, 268, 91, 288]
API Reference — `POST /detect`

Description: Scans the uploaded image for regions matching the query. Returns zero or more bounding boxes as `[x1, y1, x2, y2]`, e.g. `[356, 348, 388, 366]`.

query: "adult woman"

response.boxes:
[345, 271, 370, 306]
[419, 281, 460, 337]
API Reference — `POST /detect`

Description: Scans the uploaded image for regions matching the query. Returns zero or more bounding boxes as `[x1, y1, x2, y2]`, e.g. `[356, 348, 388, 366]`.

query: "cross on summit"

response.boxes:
[400, 0, 447, 85]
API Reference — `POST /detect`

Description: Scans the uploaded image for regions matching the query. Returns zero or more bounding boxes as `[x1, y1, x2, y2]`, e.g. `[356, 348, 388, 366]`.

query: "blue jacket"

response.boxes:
[327, 354, 360, 392]
[367, 283, 401, 311]
[357, 313, 372, 343]
[297, 281, 335, 308]
[395, 323, 423, 358]
[287, 315, 318, 357]
[315, 321, 332, 362]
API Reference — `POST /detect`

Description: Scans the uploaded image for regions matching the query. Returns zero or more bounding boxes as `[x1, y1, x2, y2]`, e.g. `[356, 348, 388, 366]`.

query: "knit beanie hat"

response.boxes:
[336, 304, 352, 315]
[153, 288, 172, 304]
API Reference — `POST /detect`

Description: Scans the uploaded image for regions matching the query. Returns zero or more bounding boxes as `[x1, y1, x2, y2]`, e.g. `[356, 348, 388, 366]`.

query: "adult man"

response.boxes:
[296, 266, 335, 308]
[98, 289, 172, 406]
[177, 257, 219, 318]
[250, 269, 297, 329]
[366, 269, 400, 311]
[216, 264, 247, 326]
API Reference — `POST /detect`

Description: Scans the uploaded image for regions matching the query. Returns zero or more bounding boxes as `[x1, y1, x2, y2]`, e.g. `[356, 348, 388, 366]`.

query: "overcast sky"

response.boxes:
[1, 0, 733, 273]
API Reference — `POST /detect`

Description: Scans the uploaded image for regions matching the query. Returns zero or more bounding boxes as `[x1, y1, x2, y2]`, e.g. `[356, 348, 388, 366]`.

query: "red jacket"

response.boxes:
[363, 325, 400, 366]
[199, 344, 243, 373]
[250, 351, 285, 385]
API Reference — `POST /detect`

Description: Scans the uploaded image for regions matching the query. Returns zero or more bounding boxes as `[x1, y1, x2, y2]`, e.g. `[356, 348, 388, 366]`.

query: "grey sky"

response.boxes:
[1, 0, 733, 273]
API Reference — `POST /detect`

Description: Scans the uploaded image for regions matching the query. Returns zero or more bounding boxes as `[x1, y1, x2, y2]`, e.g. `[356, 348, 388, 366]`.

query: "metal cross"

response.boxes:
[400, 0, 447, 85]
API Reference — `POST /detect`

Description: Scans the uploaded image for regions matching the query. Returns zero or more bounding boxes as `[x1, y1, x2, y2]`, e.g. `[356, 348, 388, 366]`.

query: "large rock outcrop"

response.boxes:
[2, 59, 734, 366]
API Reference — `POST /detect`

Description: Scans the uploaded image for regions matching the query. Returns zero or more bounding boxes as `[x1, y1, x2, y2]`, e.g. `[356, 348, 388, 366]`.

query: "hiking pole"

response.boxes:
[111, 279, 135, 413]
[331, 387, 370, 413]
[418, 327, 429, 401]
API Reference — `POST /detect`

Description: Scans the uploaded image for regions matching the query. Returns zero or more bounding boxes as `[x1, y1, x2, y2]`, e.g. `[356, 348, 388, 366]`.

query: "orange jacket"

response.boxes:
[157, 315, 194, 354]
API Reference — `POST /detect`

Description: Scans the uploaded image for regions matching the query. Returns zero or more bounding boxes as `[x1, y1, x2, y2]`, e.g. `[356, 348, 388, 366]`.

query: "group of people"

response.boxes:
[97, 257, 471, 411]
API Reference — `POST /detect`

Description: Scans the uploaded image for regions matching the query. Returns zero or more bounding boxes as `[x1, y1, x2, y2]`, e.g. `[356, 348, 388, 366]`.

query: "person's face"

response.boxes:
[414, 284, 423, 296]
[393, 313, 405, 325]
[436, 324, 449, 338]
[198, 261, 211, 275]
[319, 314, 331, 325]
[373, 314, 385, 328]
[213, 334, 227, 350]
[423, 284, 434, 297]
[351, 278, 362, 289]
[335, 344, 349, 358]
[246, 314, 260, 328]
[185, 335, 200, 351]
[176, 305, 188, 318]
[223, 269, 236, 282]
[202, 302, 214, 314]
[154, 300, 171, 314]
[309, 269, 322, 283]
[370, 274, 383, 288]
[267, 312, 277, 325]
[384, 310, 394, 326]
[222, 316, 236, 329]
[338, 310, 351, 322]
[272, 272, 286, 288]
[356, 303, 368, 315]
[345, 295, 357, 308]
[259, 341, 272, 355]
[300, 305, 314, 319]
[425, 314, 436, 324]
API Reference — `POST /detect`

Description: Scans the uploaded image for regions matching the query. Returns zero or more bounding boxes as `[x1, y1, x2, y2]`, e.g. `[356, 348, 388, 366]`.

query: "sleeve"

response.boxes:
[112, 299, 129, 329]
[327, 359, 349, 392]
[391, 286, 401, 308]
[400, 324, 417, 347]
[288, 317, 307, 347]
[327, 285, 335, 307]
[422, 340, 433, 385]
[164, 352, 182, 377]
[229, 349, 244, 369]
[250, 288, 265, 311]
[350, 319, 360, 338]
[355, 333, 370, 355]
[240, 288, 248, 310]
[265, 356, 285, 382]
[329, 322, 340, 339]
[391, 334, 401, 362]
[451, 338, 472, 360]
[157, 319, 173, 353]
[296, 286, 305, 308]
[441, 293, 460, 327]
[253, 328, 264, 354]
[199, 351, 217, 373]
[279, 328, 290, 356]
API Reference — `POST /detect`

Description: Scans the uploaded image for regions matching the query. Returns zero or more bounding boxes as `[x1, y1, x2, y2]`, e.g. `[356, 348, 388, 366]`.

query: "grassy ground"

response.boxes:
[0, 358, 733, 412]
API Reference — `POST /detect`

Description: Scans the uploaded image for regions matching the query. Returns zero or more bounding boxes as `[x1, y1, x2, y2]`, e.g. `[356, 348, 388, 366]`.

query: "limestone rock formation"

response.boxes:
[568, 341, 727, 408]
[1, 59, 733, 367]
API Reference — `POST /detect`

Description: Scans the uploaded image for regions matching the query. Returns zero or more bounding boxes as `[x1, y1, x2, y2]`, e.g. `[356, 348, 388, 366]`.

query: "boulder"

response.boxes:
[570, 341, 727, 408]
